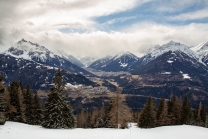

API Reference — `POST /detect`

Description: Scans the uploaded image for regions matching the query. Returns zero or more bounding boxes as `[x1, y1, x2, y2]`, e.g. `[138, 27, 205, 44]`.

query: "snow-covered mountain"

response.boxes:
[89, 51, 139, 72]
[131, 40, 207, 76]
[0, 54, 96, 89]
[1, 39, 92, 75]
[79, 56, 99, 67]
[4, 39, 55, 61]
[132, 50, 207, 76]
[56, 50, 84, 67]
[141, 41, 199, 65]
[191, 41, 208, 65]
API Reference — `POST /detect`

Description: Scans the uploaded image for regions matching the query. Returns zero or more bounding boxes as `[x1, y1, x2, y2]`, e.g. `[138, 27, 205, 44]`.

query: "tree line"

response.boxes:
[138, 95, 207, 128]
[0, 69, 76, 128]
[0, 69, 207, 129]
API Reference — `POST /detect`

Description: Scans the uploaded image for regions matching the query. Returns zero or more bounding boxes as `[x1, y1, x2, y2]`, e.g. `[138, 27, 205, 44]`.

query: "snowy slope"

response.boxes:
[1, 39, 93, 75]
[3, 39, 55, 61]
[1, 122, 208, 139]
[89, 51, 139, 72]
[142, 41, 199, 65]
[79, 56, 99, 67]
[191, 41, 208, 65]
[191, 41, 208, 54]
[56, 50, 85, 67]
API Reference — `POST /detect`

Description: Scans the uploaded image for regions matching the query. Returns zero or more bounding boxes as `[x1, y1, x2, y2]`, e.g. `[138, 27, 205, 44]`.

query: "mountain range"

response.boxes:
[1, 39, 208, 107]
[89, 41, 208, 74]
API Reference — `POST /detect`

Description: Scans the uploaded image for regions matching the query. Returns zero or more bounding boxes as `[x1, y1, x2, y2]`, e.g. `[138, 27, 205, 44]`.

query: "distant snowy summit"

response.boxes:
[89, 51, 139, 72]
[89, 40, 208, 74]
[141, 41, 199, 65]
[1, 39, 92, 75]
[4, 39, 55, 62]
[2, 39, 84, 68]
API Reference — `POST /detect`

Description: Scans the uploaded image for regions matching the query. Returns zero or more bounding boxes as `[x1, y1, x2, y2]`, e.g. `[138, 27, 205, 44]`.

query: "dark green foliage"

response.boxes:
[42, 69, 76, 128]
[195, 102, 206, 126]
[0, 84, 6, 125]
[30, 93, 42, 125]
[24, 85, 33, 124]
[200, 104, 206, 126]
[181, 94, 193, 125]
[156, 97, 169, 126]
[138, 97, 156, 128]
[168, 95, 182, 125]
[8, 81, 23, 122]
[0, 71, 5, 125]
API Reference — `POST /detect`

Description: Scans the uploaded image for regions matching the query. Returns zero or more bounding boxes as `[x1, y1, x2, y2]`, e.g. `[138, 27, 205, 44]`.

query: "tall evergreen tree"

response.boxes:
[156, 97, 169, 126]
[138, 97, 156, 128]
[0, 93, 6, 125]
[42, 69, 76, 128]
[30, 92, 42, 125]
[181, 94, 193, 125]
[200, 104, 206, 127]
[24, 85, 33, 124]
[9, 81, 23, 122]
[168, 95, 182, 125]
[109, 89, 132, 128]
[0, 74, 6, 125]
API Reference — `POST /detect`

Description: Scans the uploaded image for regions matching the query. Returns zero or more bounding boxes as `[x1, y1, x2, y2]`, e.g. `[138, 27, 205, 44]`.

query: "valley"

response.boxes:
[1, 39, 208, 112]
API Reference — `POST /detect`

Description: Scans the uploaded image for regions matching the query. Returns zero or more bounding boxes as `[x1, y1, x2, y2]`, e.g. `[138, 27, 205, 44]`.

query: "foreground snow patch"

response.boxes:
[0, 122, 208, 139]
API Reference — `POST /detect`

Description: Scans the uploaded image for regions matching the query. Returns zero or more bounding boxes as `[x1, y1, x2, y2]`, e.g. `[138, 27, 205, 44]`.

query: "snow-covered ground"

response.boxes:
[0, 122, 208, 139]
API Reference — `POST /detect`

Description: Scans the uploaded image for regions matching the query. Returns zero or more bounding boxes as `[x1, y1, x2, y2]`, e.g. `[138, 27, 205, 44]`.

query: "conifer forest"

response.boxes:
[0, 66, 207, 129]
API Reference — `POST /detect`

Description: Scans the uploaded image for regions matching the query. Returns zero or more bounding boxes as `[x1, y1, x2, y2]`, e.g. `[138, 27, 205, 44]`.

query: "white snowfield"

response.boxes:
[0, 122, 208, 139]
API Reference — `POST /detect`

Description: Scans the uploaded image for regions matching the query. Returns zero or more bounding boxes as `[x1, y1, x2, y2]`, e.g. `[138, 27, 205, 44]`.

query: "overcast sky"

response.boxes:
[0, 0, 208, 58]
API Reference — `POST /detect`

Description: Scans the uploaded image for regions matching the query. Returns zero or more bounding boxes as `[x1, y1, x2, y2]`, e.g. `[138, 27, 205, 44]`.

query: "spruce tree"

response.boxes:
[30, 92, 42, 125]
[0, 93, 6, 125]
[42, 69, 76, 128]
[168, 95, 182, 125]
[156, 97, 169, 126]
[138, 97, 156, 128]
[24, 85, 33, 124]
[181, 94, 192, 125]
[9, 81, 23, 122]
[0, 75, 6, 125]
[200, 104, 206, 127]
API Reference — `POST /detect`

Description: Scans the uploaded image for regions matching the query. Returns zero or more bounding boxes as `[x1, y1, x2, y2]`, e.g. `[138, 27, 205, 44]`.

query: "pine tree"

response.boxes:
[109, 89, 132, 128]
[84, 110, 91, 128]
[138, 97, 156, 128]
[181, 94, 193, 125]
[18, 82, 26, 122]
[9, 81, 23, 122]
[156, 97, 169, 126]
[0, 93, 6, 125]
[168, 95, 182, 125]
[24, 85, 33, 124]
[200, 103, 206, 127]
[30, 92, 42, 125]
[0, 60, 6, 124]
[42, 69, 76, 128]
